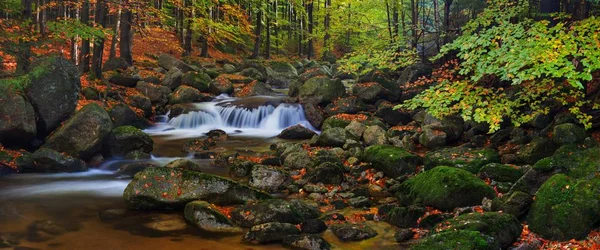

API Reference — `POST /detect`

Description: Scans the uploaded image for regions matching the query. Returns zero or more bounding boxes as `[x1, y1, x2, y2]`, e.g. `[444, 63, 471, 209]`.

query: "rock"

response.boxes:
[26, 148, 87, 173]
[375, 102, 412, 126]
[209, 75, 234, 95]
[283, 152, 312, 170]
[129, 94, 153, 117]
[240, 67, 265, 81]
[299, 76, 346, 105]
[168, 85, 206, 104]
[324, 97, 367, 116]
[136, 82, 171, 104]
[397, 166, 496, 211]
[362, 125, 387, 146]
[82, 87, 100, 100]
[277, 125, 316, 140]
[298, 66, 331, 83]
[303, 102, 325, 129]
[102, 57, 129, 72]
[98, 208, 127, 221]
[352, 82, 386, 103]
[223, 63, 236, 73]
[243, 222, 300, 244]
[317, 127, 347, 147]
[436, 212, 522, 249]
[23, 57, 80, 135]
[0, 85, 36, 146]
[249, 165, 292, 193]
[394, 228, 414, 243]
[419, 125, 447, 149]
[348, 196, 372, 208]
[103, 126, 153, 157]
[43, 103, 112, 160]
[303, 162, 345, 185]
[358, 70, 400, 101]
[491, 191, 533, 218]
[345, 121, 366, 140]
[115, 162, 158, 177]
[123, 167, 271, 209]
[533, 144, 600, 179]
[509, 168, 554, 195]
[165, 159, 202, 172]
[411, 230, 499, 250]
[478, 163, 524, 183]
[300, 219, 327, 233]
[158, 54, 196, 73]
[282, 234, 331, 250]
[229, 160, 254, 177]
[108, 72, 142, 87]
[386, 205, 426, 228]
[184, 200, 242, 233]
[362, 145, 421, 178]
[266, 62, 299, 88]
[329, 223, 377, 241]
[397, 63, 432, 86]
[236, 81, 276, 97]
[161, 67, 183, 90]
[515, 137, 557, 164]
[109, 103, 148, 129]
[181, 71, 211, 92]
[230, 199, 321, 227]
[28, 220, 68, 236]
[142, 214, 188, 232]
[527, 174, 600, 240]
[552, 123, 586, 145]
[424, 147, 500, 174]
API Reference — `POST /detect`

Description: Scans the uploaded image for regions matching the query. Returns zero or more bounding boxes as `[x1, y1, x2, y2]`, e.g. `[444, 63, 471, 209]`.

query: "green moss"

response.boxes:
[532, 145, 600, 179]
[527, 174, 600, 241]
[397, 166, 495, 211]
[363, 145, 421, 177]
[436, 212, 522, 248]
[322, 116, 352, 130]
[478, 163, 525, 183]
[411, 230, 499, 250]
[424, 147, 500, 173]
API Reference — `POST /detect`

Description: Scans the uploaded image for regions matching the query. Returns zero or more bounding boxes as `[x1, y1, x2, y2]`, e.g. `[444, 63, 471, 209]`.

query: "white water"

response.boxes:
[145, 95, 317, 139]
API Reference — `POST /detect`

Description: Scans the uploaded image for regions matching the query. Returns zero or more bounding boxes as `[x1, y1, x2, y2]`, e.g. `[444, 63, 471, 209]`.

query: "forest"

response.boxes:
[1, 0, 600, 249]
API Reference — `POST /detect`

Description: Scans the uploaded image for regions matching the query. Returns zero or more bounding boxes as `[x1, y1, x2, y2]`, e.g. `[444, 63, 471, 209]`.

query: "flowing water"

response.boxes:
[0, 96, 397, 250]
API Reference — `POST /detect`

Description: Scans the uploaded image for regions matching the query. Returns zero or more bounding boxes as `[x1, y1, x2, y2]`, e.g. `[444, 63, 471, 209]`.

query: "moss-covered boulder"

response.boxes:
[240, 67, 265, 81]
[282, 151, 312, 170]
[316, 127, 347, 147]
[363, 145, 421, 178]
[209, 75, 234, 95]
[27, 148, 87, 173]
[411, 230, 499, 250]
[165, 159, 202, 172]
[109, 103, 148, 129]
[248, 165, 292, 193]
[0, 85, 36, 146]
[435, 212, 522, 248]
[230, 199, 321, 228]
[533, 144, 600, 179]
[323, 96, 367, 116]
[157, 53, 196, 73]
[184, 200, 242, 233]
[303, 162, 345, 185]
[515, 137, 557, 164]
[352, 82, 386, 103]
[108, 71, 142, 87]
[478, 163, 525, 183]
[181, 71, 211, 92]
[43, 103, 112, 160]
[123, 167, 271, 209]
[385, 205, 426, 228]
[527, 174, 600, 241]
[277, 124, 316, 140]
[491, 191, 532, 218]
[136, 82, 171, 105]
[168, 85, 210, 104]
[236, 81, 276, 97]
[397, 166, 496, 211]
[359, 70, 401, 101]
[103, 126, 153, 157]
[424, 147, 500, 174]
[298, 76, 345, 104]
[552, 123, 586, 146]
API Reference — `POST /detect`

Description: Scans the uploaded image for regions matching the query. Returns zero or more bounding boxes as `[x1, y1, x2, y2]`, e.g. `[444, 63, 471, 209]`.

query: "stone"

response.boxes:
[362, 125, 388, 146]
[424, 147, 500, 174]
[27, 148, 87, 173]
[362, 145, 421, 178]
[552, 123, 586, 145]
[283, 152, 312, 170]
[181, 71, 211, 92]
[491, 191, 533, 218]
[230, 199, 321, 227]
[300, 219, 327, 234]
[209, 75, 234, 95]
[249, 165, 292, 193]
[184, 200, 242, 233]
[0, 85, 36, 146]
[243, 222, 300, 244]
[386, 205, 426, 228]
[136, 82, 171, 104]
[282, 234, 331, 250]
[157, 54, 196, 73]
[115, 162, 158, 177]
[103, 126, 153, 157]
[165, 159, 202, 172]
[435, 212, 522, 249]
[329, 223, 377, 241]
[411, 230, 499, 250]
[515, 137, 557, 164]
[277, 125, 317, 140]
[102, 57, 129, 72]
[303, 162, 345, 185]
[109, 103, 148, 129]
[299, 76, 346, 105]
[161, 67, 183, 90]
[317, 127, 347, 147]
[168, 85, 208, 104]
[108, 72, 142, 87]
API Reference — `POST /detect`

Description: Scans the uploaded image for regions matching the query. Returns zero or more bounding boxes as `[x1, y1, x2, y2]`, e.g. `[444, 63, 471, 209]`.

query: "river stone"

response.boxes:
[157, 53, 196, 73]
[330, 223, 377, 241]
[424, 147, 500, 174]
[143, 214, 188, 232]
[396, 166, 496, 211]
[282, 234, 331, 250]
[277, 124, 316, 140]
[209, 75, 234, 95]
[411, 230, 499, 250]
[240, 67, 265, 81]
[168, 85, 208, 104]
[109, 103, 148, 129]
[26, 148, 87, 173]
[184, 200, 242, 233]
[43, 103, 112, 160]
[136, 82, 171, 105]
[283, 152, 312, 170]
[299, 76, 345, 105]
[161, 67, 183, 90]
[103, 126, 153, 157]
[237, 81, 277, 97]
[129, 94, 153, 117]
[0, 85, 36, 146]
[181, 71, 211, 92]
[249, 165, 292, 193]
[300, 219, 327, 234]
[324, 96, 367, 116]
[436, 212, 522, 249]
[243, 222, 300, 244]
[303, 162, 345, 185]
[478, 163, 525, 183]
[317, 127, 347, 147]
[165, 159, 202, 172]
[123, 167, 271, 209]
[385, 205, 426, 228]
[515, 137, 557, 164]
[362, 145, 421, 178]
[230, 199, 321, 228]
[24, 57, 80, 135]
[116, 162, 159, 177]
[352, 82, 386, 103]
[527, 174, 600, 241]
[533, 144, 600, 179]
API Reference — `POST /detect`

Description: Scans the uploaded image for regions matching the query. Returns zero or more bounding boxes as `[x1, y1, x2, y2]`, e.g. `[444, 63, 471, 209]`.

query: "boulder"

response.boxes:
[396, 166, 496, 211]
[157, 54, 196, 73]
[491, 191, 533, 218]
[303, 102, 325, 129]
[161, 67, 183, 90]
[27, 148, 87, 173]
[223, 64, 236, 74]
[115, 162, 158, 177]
[168, 85, 208, 104]
[230, 199, 321, 227]
[552, 123, 586, 146]
[359, 70, 400, 101]
[236, 81, 276, 97]
[103, 126, 153, 157]
[248, 165, 292, 193]
[109, 103, 148, 129]
[533, 144, 600, 179]
[123, 167, 271, 209]
[43, 103, 112, 160]
[102, 57, 129, 72]
[329, 223, 377, 241]
[515, 137, 557, 164]
[136, 82, 171, 104]
[298, 76, 345, 105]
[528, 174, 600, 240]
[243, 222, 300, 244]
[184, 200, 242, 233]
[424, 147, 500, 174]
[324, 96, 367, 116]
[385, 205, 426, 228]
[108, 72, 142, 87]
[478, 163, 524, 183]
[352, 82, 386, 103]
[277, 125, 316, 140]
[411, 230, 499, 250]
[435, 212, 522, 249]
[419, 125, 447, 149]
[265, 62, 299, 88]
[240, 67, 265, 81]
[397, 63, 432, 86]
[303, 162, 345, 185]
[0, 85, 36, 146]
[282, 152, 312, 170]
[362, 125, 387, 146]
[298, 66, 331, 83]
[363, 145, 421, 178]
[282, 234, 331, 250]
[129, 94, 153, 117]
[316, 127, 347, 147]
[181, 71, 211, 92]
[209, 75, 234, 95]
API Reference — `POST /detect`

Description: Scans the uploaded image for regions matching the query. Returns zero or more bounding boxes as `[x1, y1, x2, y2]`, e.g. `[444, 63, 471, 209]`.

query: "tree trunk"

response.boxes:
[265, 0, 271, 59]
[443, 0, 452, 45]
[183, 0, 192, 56]
[109, 0, 122, 60]
[250, 9, 262, 59]
[91, 0, 107, 79]
[80, 0, 90, 73]
[324, 0, 331, 49]
[411, 0, 418, 49]
[307, 0, 313, 59]
[120, 3, 133, 65]
[386, 0, 393, 41]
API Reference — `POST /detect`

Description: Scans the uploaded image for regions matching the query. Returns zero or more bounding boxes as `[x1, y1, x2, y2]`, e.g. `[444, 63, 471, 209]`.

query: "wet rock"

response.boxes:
[436, 212, 522, 249]
[491, 191, 532, 218]
[533, 144, 600, 179]
[424, 147, 500, 174]
[411, 230, 499, 250]
[161, 67, 183, 90]
[0, 85, 36, 146]
[249, 165, 292, 193]
[184, 200, 242, 233]
[143, 214, 187, 232]
[394, 228, 414, 243]
[165, 159, 202, 172]
[552, 123, 586, 145]
[478, 163, 524, 184]
[509, 168, 554, 195]
[329, 223, 377, 241]
[362, 125, 387, 146]
[230, 199, 320, 227]
[282, 234, 331, 250]
[317, 127, 347, 147]
[103, 126, 153, 157]
[27, 148, 87, 173]
[236, 81, 276, 97]
[375, 102, 412, 126]
[324, 97, 367, 116]
[277, 125, 317, 140]
[303, 162, 344, 185]
[396, 166, 495, 211]
[345, 121, 366, 140]
[303, 102, 325, 129]
[124, 167, 271, 209]
[102, 57, 129, 72]
[223, 64, 236, 73]
[129, 94, 153, 117]
[352, 82, 386, 103]
[419, 125, 447, 149]
[299, 76, 345, 105]
[265, 62, 299, 88]
[243, 222, 300, 244]
[397, 63, 432, 86]
[116, 162, 158, 177]
[298, 66, 331, 83]
[240, 67, 265, 81]
[109, 103, 148, 129]
[527, 174, 600, 240]
[300, 219, 327, 234]
[136, 82, 171, 105]
[386, 205, 426, 228]
[181, 71, 211, 92]
[229, 160, 254, 177]
[362, 145, 421, 178]
[359, 70, 400, 101]
[158, 54, 197, 73]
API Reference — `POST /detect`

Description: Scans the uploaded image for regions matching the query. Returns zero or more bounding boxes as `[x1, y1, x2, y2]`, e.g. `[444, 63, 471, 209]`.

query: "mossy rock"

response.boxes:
[527, 174, 600, 241]
[184, 200, 242, 233]
[435, 212, 522, 248]
[123, 167, 272, 209]
[181, 71, 211, 92]
[298, 76, 345, 105]
[316, 127, 347, 147]
[103, 126, 153, 157]
[532, 145, 600, 179]
[396, 166, 496, 211]
[363, 145, 421, 178]
[230, 199, 321, 228]
[491, 191, 533, 218]
[424, 147, 500, 174]
[0, 84, 36, 146]
[552, 123, 586, 146]
[209, 75, 234, 95]
[478, 163, 525, 183]
[515, 137, 557, 164]
[411, 230, 499, 250]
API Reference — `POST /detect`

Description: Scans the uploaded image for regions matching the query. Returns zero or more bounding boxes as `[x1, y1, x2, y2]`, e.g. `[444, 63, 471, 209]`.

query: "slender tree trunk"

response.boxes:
[80, 0, 90, 73]
[120, 3, 133, 65]
[307, 0, 313, 59]
[91, 0, 107, 79]
[183, 0, 193, 57]
[324, 0, 331, 49]
[109, 0, 122, 59]
[71, 7, 79, 64]
[265, 0, 271, 59]
[17, 0, 32, 74]
[250, 10, 262, 59]
[386, 0, 393, 41]
[411, 0, 418, 49]
[443, 0, 452, 45]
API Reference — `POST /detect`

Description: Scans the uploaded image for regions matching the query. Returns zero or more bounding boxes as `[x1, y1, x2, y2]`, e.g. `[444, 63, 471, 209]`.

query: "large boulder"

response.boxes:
[396, 63, 432, 86]
[527, 174, 600, 241]
[109, 103, 149, 129]
[552, 123, 586, 146]
[362, 125, 388, 146]
[411, 230, 499, 250]
[230, 199, 321, 227]
[240, 67, 265, 81]
[236, 81, 276, 97]
[515, 137, 557, 164]
[181, 71, 211, 92]
[136, 82, 171, 105]
[363, 145, 421, 178]
[123, 167, 271, 209]
[329, 223, 378, 241]
[103, 126, 153, 157]
[533, 144, 600, 179]
[102, 57, 129, 72]
[396, 166, 496, 211]
[161, 67, 183, 90]
[298, 76, 345, 105]
[24, 57, 80, 135]
[184, 200, 242, 233]
[435, 212, 522, 249]
[265, 62, 299, 88]
[157, 54, 196, 73]
[209, 75, 234, 95]
[352, 82, 387, 103]
[168, 85, 209, 104]
[424, 147, 500, 174]
[26, 148, 87, 173]
[108, 72, 142, 87]
[303, 162, 345, 185]
[316, 127, 347, 147]
[0, 85, 36, 146]
[282, 234, 331, 250]
[43, 103, 112, 160]
[324, 96, 367, 116]
[359, 70, 400, 101]
[491, 191, 533, 218]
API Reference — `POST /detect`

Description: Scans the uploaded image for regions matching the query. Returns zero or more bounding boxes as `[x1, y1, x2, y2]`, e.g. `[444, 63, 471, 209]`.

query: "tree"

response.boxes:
[120, 0, 133, 65]
[91, 0, 107, 79]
